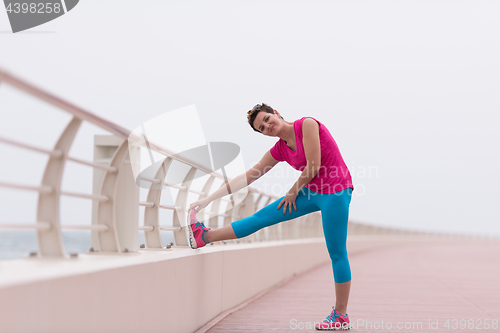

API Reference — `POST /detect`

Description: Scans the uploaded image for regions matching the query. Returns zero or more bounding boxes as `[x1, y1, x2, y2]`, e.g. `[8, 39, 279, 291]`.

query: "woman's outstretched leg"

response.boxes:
[230, 190, 319, 239]
[211, 191, 318, 242]
[208, 224, 237, 242]
[189, 189, 319, 248]
[314, 188, 353, 330]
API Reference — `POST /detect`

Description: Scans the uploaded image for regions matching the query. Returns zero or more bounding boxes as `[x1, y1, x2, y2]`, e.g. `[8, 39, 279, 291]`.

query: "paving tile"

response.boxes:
[208, 239, 500, 333]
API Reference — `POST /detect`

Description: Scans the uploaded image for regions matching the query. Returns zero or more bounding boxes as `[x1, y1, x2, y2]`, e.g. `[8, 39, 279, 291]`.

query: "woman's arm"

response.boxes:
[291, 118, 321, 192]
[188, 150, 279, 212]
[278, 118, 321, 214]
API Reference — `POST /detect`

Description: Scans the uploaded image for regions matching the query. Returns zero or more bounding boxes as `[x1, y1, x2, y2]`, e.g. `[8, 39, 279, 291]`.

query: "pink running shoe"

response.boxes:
[315, 306, 351, 331]
[187, 209, 210, 249]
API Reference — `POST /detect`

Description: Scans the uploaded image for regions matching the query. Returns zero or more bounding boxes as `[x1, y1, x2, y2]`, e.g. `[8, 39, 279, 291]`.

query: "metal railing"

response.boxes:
[0, 69, 324, 258]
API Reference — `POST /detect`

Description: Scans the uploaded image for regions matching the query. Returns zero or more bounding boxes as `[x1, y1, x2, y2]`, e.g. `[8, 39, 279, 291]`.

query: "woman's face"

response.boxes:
[253, 111, 281, 137]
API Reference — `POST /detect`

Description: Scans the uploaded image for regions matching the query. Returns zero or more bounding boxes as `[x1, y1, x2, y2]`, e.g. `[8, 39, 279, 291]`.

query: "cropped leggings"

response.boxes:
[231, 187, 353, 283]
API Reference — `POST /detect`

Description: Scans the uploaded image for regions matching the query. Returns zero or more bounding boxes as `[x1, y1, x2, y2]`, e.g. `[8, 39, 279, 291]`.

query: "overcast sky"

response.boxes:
[1, 0, 499, 237]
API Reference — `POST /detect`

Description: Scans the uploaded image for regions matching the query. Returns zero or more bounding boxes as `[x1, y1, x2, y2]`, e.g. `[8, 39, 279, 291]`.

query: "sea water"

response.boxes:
[0, 231, 174, 261]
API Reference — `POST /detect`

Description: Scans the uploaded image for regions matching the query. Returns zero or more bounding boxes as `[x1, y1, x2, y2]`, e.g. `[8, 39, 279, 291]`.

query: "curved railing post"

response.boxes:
[222, 205, 233, 224]
[2, 70, 345, 259]
[313, 213, 323, 238]
[305, 213, 315, 238]
[37, 117, 81, 257]
[281, 215, 291, 240]
[95, 140, 130, 252]
[172, 167, 197, 246]
[263, 197, 280, 241]
[143, 157, 173, 248]
[196, 175, 216, 224]
[252, 193, 265, 241]
[208, 183, 225, 231]
[233, 192, 256, 242]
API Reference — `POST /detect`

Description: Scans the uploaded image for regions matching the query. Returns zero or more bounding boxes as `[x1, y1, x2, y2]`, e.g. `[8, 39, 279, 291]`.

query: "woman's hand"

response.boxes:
[277, 191, 298, 215]
[188, 197, 211, 214]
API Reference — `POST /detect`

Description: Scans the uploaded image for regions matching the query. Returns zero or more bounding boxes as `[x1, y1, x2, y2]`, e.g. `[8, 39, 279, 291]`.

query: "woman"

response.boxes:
[187, 103, 354, 331]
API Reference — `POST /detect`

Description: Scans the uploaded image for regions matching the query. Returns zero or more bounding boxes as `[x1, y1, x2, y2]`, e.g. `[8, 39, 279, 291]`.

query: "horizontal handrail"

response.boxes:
[158, 204, 179, 210]
[0, 70, 224, 183]
[141, 179, 201, 193]
[159, 226, 182, 231]
[0, 223, 108, 231]
[0, 69, 274, 197]
[202, 212, 239, 219]
[189, 189, 205, 196]
[67, 156, 118, 173]
[0, 181, 53, 194]
[0, 70, 131, 139]
[60, 191, 109, 202]
[137, 226, 182, 232]
[140, 177, 160, 184]
[0, 222, 51, 231]
[62, 225, 109, 231]
[0, 136, 63, 158]
[0, 68, 297, 258]
[163, 183, 186, 190]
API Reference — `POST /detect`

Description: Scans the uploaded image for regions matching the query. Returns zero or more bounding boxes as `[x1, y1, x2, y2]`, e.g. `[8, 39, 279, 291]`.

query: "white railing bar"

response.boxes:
[60, 191, 109, 202]
[62, 224, 109, 231]
[163, 183, 186, 190]
[145, 141, 226, 182]
[140, 177, 160, 184]
[189, 189, 205, 196]
[158, 204, 180, 210]
[0, 136, 63, 158]
[0, 69, 279, 200]
[138, 226, 154, 231]
[1, 70, 218, 178]
[202, 212, 239, 219]
[140, 201, 155, 208]
[0, 222, 51, 231]
[66, 156, 117, 173]
[159, 226, 182, 231]
[0, 181, 53, 194]
[0, 70, 228, 183]
[137, 138, 276, 199]
[0, 69, 131, 139]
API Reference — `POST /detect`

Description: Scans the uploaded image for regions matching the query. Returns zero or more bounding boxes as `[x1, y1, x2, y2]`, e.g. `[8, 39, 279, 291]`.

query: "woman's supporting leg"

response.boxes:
[317, 188, 353, 313]
[334, 280, 351, 316]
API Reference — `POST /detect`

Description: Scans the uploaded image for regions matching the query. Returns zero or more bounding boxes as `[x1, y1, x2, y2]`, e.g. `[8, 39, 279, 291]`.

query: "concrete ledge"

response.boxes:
[0, 235, 444, 333]
[0, 239, 329, 333]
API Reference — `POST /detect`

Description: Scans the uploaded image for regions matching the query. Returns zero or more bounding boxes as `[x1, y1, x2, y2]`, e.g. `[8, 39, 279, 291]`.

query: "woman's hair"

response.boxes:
[247, 103, 276, 133]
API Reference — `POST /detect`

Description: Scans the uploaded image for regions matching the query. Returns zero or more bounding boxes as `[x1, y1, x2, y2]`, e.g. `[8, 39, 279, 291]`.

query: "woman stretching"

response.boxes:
[187, 103, 354, 331]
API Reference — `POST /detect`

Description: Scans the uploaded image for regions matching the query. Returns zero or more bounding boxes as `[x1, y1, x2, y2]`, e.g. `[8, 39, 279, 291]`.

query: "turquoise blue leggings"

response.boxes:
[231, 187, 352, 283]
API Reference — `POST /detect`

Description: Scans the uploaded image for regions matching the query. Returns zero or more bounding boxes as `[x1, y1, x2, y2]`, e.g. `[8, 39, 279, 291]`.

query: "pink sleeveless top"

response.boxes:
[269, 117, 353, 194]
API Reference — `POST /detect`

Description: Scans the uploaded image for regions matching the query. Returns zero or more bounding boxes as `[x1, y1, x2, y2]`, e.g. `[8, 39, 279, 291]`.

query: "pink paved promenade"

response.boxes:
[206, 238, 500, 332]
